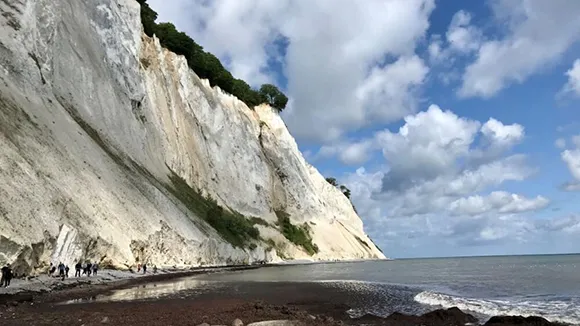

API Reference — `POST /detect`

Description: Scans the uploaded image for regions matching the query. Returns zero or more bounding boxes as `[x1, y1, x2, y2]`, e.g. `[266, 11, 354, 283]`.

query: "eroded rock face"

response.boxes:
[0, 0, 385, 275]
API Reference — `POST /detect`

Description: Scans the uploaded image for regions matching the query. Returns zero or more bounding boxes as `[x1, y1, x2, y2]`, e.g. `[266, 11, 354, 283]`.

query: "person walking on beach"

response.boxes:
[58, 262, 66, 281]
[142, 263, 147, 274]
[1, 264, 13, 287]
[65, 265, 70, 278]
[92, 262, 98, 276]
[75, 262, 82, 277]
[0, 264, 7, 287]
[86, 262, 93, 276]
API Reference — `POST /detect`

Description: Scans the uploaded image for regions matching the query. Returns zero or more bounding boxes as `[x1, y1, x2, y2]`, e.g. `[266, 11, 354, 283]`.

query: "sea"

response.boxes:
[76, 254, 580, 325]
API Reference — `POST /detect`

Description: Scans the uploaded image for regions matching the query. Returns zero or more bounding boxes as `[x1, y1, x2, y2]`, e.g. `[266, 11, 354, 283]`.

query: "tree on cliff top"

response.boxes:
[136, 0, 288, 112]
[326, 177, 352, 199]
[259, 84, 289, 111]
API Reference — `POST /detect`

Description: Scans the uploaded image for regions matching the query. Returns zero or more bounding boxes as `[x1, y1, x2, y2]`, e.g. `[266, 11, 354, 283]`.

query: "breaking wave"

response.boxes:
[414, 291, 580, 325]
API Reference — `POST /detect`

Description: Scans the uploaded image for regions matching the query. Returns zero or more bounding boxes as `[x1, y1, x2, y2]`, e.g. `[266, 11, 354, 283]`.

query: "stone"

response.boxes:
[484, 315, 555, 326]
[380, 308, 479, 326]
[100, 316, 109, 324]
[0, 0, 386, 273]
[247, 321, 300, 326]
[232, 319, 243, 326]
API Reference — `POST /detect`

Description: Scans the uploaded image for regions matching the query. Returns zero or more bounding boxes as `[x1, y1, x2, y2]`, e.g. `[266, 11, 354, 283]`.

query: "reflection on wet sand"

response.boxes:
[61, 277, 220, 304]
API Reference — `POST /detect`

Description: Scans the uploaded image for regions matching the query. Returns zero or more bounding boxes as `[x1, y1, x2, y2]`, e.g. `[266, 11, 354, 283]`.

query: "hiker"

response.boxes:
[49, 264, 56, 276]
[65, 265, 70, 278]
[137, 263, 141, 272]
[86, 262, 92, 276]
[142, 263, 147, 274]
[92, 263, 98, 276]
[1, 264, 12, 287]
[0, 264, 7, 287]
[58, 262, 65, 281]
[75, 262, 82, 277]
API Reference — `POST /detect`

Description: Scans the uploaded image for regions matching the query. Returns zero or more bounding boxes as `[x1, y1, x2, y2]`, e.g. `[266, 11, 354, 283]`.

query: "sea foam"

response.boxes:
[414, 291, 580, 325]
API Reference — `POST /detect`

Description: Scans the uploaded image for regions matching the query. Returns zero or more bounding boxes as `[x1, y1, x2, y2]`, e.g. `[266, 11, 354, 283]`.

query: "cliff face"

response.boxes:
[0, 0, 385, 274]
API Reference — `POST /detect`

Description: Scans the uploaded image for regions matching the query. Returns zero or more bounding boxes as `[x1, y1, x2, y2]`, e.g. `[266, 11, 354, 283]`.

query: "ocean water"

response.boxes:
[72, 255, 580, 325]
[192, 254, 580, 325]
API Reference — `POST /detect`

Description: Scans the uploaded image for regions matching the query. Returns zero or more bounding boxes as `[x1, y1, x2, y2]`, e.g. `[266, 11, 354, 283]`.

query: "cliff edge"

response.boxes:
[0, 0, 385, 275]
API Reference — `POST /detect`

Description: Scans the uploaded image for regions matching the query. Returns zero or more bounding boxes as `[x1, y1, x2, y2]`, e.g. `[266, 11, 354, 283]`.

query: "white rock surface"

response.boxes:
[0, 0, 385, 276]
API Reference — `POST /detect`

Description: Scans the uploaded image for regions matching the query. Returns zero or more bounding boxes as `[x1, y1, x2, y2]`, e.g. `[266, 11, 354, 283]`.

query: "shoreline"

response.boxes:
[0, 265, 570, 326]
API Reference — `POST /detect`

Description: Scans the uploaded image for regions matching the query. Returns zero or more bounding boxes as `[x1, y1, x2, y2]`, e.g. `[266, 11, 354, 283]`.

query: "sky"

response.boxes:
[147, 0, 580, 258]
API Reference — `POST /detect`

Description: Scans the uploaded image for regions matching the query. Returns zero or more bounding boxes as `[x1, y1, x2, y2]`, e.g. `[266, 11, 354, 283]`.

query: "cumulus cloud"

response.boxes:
[446, 10, 482, 53]
[538, 215, 580, 234]
[338, 106, 547, 249]
[560, 59, 580, 98]
[448, 191, 549, 216]
[147, 0, 434, 142]
[314, 139, 377, 166]
[459, 0, 580, 98]
[561, 136, 580, 191]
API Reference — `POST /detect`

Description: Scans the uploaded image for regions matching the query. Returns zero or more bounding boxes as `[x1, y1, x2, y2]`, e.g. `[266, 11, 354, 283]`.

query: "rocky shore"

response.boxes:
[0, 269, 569, 326]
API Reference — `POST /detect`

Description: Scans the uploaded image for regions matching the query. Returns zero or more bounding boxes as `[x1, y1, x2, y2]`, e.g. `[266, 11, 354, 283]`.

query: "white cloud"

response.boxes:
[428, 35, 443, 62]
[560, 134, 580, 191]
[560, 59, 580, 97]
[480, 118, 524, 148]
[561, 149, 580, 189]
[339, 106, 546, 250]
[555, 138, 566, 149]
[448, 191, 549, 216]
[446, 10, 482, 53]
[314, 139, 377, 166]
[377, 104, 480, 184]
[459, 0, 580, 98]
[539, 215, 580, 234]
[147, 0, 435, 142]
[355, 55, 428, 124]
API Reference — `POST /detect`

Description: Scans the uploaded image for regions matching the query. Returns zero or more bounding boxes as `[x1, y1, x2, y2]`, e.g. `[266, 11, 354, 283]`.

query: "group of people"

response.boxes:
[49, 261, 99, 280]
[0, 264, 13, 287]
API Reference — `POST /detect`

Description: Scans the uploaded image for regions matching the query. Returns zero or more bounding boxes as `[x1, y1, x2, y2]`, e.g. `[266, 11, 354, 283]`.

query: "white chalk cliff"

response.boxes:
[0, 0, 385, 275]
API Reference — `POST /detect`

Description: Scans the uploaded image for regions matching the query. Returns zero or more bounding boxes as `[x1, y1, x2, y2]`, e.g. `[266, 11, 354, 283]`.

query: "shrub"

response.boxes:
[274, 210, 319, 255]
[136, 0, 288, 111]
[166, 170, 260, 248]
[249, 217, 270, 227]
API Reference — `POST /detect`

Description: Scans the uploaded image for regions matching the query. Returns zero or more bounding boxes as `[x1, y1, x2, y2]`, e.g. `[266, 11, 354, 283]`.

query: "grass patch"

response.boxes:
[265, 238, 287, 259]
[249, 216, 270, 227]
[167, 170, 260, 248]
[274, 210, 319, 256]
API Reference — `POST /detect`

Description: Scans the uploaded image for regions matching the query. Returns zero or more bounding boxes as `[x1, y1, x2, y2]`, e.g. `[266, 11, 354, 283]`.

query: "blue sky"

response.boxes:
[149, 0, 580, 258]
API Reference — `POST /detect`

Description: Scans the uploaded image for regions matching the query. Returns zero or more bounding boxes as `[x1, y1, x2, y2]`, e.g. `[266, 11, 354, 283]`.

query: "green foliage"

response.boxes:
[155, 23, 198, 58]
[136, 0, 157, 37]
[339, 185, 351, 199]
[259, 84, 289, 111]
[249, 217, 270, 227]
[136, 0, 288, 111]
[274, 210, 319, 255]
[325, 177, 338, 187]
[166, 170, 260, 248]
[326, 177, 351, 199]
